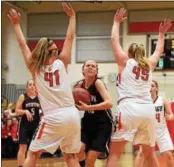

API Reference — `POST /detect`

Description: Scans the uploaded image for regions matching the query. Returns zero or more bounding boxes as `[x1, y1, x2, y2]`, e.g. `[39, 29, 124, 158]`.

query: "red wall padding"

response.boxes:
[129, 21, 174, 33]
[167, 102, 174, 144]
[28, 39, 64, 51]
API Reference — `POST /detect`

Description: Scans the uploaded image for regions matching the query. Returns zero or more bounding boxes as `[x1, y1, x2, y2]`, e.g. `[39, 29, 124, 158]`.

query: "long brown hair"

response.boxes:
[30, 37, 53, 73]
[128, 43, 149, 69]
[152, 80, 159, 95]
[26, 79, 34, 87]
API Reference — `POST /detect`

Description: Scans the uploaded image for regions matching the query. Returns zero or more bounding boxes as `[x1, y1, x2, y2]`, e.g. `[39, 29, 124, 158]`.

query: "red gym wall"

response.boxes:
[167, 102, 174, 144]
[128, 10, 174, 34]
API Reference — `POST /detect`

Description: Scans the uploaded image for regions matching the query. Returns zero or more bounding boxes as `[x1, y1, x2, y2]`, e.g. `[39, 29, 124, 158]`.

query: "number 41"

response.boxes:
[44, 70, 60, 87]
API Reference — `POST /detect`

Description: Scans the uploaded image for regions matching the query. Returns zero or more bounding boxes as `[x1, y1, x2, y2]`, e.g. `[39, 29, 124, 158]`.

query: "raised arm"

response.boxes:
[111, 8, 128, 67]
[164, 99, 174, 121]
[59, 3, 75, 69]
[8, 9, 33, 75]
[148, 19, 172, 70]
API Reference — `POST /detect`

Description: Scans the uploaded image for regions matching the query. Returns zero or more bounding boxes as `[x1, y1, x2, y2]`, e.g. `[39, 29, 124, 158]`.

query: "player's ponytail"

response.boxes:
[128, 43, 149, 69]
[152, 80, 159, 95]
[30, 37, 50, 73]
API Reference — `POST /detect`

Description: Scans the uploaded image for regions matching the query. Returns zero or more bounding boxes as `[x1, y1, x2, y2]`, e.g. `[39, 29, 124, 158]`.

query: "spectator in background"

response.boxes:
[1, 112, 5, 124]
[11, 117, 19, 158]
[3, 119, 14, 158]
[11, 117, 19, 141]
[1, 95, 8, 111]
[4, 103, 17, 117]
[1, 118, 19, 158]
[2, 119, 8, 158]
[1, 103, 19, 159]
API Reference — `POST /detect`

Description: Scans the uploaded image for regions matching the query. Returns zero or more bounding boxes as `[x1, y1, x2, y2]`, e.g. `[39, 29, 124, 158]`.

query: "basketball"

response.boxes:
[73, 88, 91, 105]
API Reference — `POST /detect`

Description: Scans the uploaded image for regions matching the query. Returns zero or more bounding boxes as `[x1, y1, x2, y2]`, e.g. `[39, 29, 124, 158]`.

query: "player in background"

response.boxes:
[135, 80, 174, 167]
[106, 8, 172, 167]
[16, 79, 41, 167]
[8, 3, 81, 167]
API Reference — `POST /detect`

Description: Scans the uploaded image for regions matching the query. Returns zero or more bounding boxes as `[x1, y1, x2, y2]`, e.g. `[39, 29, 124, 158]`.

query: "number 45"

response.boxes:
[132, 66, 149, 81]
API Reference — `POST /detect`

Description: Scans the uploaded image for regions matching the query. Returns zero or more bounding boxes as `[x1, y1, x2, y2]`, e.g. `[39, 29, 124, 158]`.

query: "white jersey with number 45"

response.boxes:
[117, 59, 152, 103]
[35, 59, 75, 115]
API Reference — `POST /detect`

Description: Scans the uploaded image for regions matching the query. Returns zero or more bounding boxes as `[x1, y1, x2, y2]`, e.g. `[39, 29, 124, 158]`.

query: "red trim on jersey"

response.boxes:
[37, 122, 46, 139]
[118, 112, 122, 130]
[118, 73, 121, 84]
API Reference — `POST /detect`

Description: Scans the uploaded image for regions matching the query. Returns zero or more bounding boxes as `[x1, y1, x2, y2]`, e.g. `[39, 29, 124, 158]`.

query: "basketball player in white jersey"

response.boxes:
[8, 3, 81, 167]
[106, 8, 172, 167]
[135, 80, 174, 167]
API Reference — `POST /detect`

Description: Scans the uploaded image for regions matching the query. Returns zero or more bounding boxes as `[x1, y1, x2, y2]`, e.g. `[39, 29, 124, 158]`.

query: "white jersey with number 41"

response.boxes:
[35, 59, 75, 115]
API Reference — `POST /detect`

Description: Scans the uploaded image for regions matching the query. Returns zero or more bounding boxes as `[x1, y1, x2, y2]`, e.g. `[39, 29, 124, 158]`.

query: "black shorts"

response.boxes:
[18, 127, 36, 145]
[81, 122, 112, 153]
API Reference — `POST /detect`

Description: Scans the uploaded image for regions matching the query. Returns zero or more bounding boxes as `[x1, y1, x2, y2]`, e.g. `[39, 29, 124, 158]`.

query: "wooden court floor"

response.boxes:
[2, 153, 170, 167]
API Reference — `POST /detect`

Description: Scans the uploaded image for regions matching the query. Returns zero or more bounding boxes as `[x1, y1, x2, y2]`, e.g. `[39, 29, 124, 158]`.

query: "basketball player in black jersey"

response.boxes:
[16, 79, 41, 167]
[75, 60, 113, 167]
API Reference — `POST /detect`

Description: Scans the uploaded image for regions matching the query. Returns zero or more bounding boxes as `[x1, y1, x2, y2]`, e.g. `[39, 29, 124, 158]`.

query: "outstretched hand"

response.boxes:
[159, 19, 172, 34]
[62, 3, 75, 17]
[114, 8, 127, 23]
[7, 8, 21, 25]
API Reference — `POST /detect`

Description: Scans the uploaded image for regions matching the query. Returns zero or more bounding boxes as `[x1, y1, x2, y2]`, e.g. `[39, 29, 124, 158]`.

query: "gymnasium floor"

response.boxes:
[2, 152, 169, 167]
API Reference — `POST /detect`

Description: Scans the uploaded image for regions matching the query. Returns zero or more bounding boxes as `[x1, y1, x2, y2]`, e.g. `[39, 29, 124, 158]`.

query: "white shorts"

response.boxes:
[111, 100, 156, 147]
[29, 106, 81, 154]
[156, 126, 174, 153]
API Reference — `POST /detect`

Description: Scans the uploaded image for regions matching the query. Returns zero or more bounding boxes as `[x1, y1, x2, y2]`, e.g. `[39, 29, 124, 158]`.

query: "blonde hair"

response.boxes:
[128, 43, 149, 69]
[152, 80, 159, 95]
[30, 37, 50, 73]
[26, 79, 34, 87]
